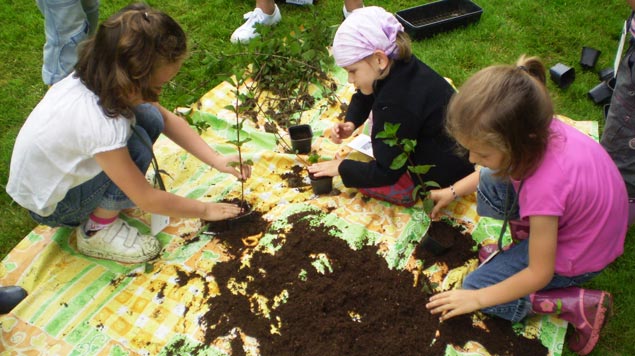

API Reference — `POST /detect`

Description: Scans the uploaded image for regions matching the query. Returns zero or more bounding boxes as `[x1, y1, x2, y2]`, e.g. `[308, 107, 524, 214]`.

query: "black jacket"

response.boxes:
[338, 56, 474, 188]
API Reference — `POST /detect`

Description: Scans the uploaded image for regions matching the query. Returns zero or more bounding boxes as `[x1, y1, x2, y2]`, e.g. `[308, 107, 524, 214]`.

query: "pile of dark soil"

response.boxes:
[178, 209, 549, 356]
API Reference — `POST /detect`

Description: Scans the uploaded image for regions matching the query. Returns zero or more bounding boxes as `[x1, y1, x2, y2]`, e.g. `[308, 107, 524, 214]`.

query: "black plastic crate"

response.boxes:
[396, 0, 483, 40]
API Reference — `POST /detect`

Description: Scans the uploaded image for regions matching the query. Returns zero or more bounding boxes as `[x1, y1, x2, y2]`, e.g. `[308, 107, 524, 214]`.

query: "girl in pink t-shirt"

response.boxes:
[425, 55, 628, 355]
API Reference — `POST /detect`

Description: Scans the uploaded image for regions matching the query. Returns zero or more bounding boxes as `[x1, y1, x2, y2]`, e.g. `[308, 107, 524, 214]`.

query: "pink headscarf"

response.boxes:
[332, 6, 404, 67]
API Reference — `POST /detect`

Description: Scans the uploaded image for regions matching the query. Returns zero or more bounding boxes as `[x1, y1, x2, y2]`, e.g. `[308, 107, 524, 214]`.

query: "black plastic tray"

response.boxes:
[396, 0, 483, 40]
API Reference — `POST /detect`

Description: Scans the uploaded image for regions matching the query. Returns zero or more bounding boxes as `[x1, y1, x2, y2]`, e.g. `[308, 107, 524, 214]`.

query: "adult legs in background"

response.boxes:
[36, 0, 100, 85]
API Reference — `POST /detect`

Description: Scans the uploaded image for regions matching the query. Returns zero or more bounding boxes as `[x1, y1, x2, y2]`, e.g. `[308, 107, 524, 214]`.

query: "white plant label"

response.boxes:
[151, 214, 170, 236]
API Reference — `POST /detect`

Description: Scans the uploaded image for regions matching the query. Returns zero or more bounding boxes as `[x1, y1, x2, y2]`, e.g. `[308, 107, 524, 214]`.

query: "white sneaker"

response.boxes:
[230, 5, 282, 44]
[76, 219, 161, 264]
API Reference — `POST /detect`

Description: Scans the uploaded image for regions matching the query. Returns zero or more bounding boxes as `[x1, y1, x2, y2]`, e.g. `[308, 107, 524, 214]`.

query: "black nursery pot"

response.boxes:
[580, 46, 601, 70]
[309, 173, 333, 195]
[205, 203, 254, 233]
[549, 63, 575, 89]
[598, 67, 614, 82]
[288, 124, 313, 154]
[588, 77, 616, 105]
[421, 221, 456, 256]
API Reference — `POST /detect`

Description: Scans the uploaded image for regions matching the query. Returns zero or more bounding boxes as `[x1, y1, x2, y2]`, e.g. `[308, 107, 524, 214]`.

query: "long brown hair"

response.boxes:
[445, 55, 553, 179]
[74, 3, 187, 118]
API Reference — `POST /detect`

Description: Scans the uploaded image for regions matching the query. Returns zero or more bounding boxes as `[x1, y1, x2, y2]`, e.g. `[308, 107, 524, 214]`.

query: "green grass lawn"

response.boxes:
[1, 0, 633, 355]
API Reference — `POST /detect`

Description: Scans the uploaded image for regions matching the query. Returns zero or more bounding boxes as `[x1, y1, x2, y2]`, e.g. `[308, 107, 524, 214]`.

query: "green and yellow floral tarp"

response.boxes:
[0, 68, 595, 355]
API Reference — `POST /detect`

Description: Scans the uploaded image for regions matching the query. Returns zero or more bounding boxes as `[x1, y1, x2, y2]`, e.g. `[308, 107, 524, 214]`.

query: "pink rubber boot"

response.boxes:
[530, 287, 613, 355]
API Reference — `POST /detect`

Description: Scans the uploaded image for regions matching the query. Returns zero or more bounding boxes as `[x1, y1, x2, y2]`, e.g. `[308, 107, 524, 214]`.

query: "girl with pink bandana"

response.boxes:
[308, 6, 473, 206]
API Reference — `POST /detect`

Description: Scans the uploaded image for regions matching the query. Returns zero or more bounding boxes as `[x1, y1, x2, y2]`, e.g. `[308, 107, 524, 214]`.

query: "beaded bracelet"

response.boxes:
[449, 185, 457, 199]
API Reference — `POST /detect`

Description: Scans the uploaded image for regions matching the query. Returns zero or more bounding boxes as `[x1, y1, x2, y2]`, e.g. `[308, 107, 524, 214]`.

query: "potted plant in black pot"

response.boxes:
[205, 70, 256, 234]
[377, 123, 456, 256]
[307, 151, 333, 195]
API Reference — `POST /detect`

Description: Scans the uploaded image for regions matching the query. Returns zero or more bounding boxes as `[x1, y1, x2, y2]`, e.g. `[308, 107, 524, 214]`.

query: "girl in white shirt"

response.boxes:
[7, 4, 251, 264]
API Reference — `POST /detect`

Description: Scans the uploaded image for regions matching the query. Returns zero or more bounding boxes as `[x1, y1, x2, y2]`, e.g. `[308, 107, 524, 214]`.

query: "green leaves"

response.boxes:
[212, 9, 337, 131]
[390, 153, 408, 170]
[376, 122, 439, 214]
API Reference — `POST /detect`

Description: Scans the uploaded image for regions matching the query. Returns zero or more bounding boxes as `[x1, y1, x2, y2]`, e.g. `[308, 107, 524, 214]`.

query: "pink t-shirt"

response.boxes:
[514, 119, 628, 276]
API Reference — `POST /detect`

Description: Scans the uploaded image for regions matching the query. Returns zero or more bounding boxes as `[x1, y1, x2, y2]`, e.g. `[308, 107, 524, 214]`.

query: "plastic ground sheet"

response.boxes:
[1, 68, 596, 355]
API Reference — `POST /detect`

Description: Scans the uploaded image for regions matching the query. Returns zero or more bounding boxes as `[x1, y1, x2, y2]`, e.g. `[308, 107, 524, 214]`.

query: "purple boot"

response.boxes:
[530, 287, 612, 355]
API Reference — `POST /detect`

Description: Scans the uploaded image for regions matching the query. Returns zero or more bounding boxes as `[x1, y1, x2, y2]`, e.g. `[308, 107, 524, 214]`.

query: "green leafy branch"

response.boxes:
[376, 122, 440, 213]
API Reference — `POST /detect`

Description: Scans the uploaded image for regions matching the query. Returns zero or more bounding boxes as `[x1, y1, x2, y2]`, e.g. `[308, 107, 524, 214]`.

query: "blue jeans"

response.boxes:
[37, 0, 99, 85]
[462, 168, 600, 322]
[30, 104, 164, 227]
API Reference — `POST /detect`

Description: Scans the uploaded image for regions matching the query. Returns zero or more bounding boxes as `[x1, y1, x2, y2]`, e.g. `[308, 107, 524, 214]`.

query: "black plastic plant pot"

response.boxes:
[598, 67, 614, 82]
[205, 203, 254, 233]
[309, 173, 333, 195]
[588, 78, 615, 105]
[580, 46, 601, 70]
[421, 233, 453, 256]
[288, 124, 313, 154]
[421, 221, 456, 256]
[549, 63, 575, 89]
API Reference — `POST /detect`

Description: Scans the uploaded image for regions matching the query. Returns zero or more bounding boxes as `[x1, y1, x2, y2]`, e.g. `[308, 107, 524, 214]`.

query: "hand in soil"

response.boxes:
[426, 288, 483, 321]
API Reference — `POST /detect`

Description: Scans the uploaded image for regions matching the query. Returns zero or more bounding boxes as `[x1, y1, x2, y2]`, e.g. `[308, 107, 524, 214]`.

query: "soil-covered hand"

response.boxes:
[307, 154, 342, 177]
[203, 202, 243, 221]
[216, 154, 252, 181]
[429, 187, 454, 220]
[330, 122, 356, 144]
[426, 289, 482, 321]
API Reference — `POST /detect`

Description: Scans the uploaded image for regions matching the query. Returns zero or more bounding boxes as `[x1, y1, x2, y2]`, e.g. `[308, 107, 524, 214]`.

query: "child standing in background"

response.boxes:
[7, 3, 251, 264]
[230, 0, 364, 44]
[308, 6, 473, 206]
[426, 55, 627, 355]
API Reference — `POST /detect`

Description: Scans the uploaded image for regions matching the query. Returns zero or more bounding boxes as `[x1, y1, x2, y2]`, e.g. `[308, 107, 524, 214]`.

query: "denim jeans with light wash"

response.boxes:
[461, 168, 600, 322]
[30, 104, 164, 227]
[36, 0, 99, 85]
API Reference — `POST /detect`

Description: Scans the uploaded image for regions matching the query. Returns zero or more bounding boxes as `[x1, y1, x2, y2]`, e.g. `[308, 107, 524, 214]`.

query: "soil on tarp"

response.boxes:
[187, 209, 548, 356]
[279, 164, 309, 188]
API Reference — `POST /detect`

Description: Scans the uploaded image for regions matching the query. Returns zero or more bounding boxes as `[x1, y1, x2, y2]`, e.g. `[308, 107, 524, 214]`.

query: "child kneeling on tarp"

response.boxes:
[425, 55, 627, 356]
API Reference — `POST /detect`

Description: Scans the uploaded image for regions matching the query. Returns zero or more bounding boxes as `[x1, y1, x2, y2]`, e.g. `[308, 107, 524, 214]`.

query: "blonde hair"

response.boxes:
[446, 55, 553, 179]
[392, 31, 412, 61]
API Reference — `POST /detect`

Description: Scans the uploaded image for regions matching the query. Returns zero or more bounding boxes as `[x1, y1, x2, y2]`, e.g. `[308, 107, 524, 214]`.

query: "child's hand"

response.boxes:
[429, 187, 455, 220]
[203, 202, 243, 221]
[426, 289, 482, 321]
[330, 122, 355, 144]
[217, 154, 252, 181]
[307, 154, 342, 177]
